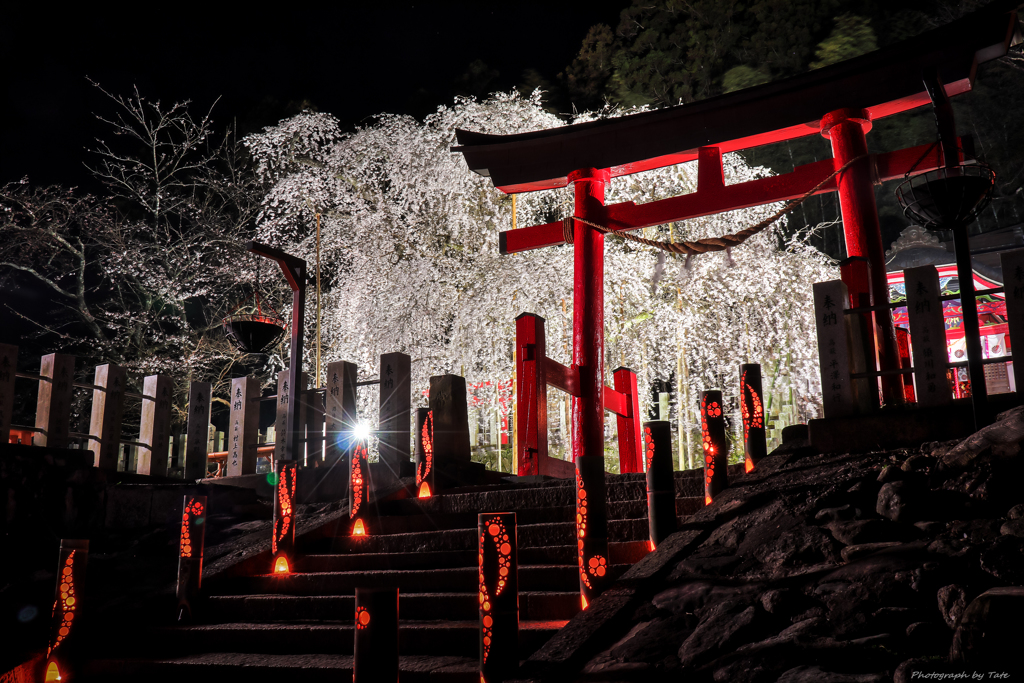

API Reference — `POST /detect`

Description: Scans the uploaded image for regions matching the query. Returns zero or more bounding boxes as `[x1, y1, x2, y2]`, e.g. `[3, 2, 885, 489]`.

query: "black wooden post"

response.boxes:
[353, 587, 399, 682]
[643, 421, 677, 548]
[414, 407, 435, 497]
[176, 495, 207, 621]
[739, 364, 767, 472]
[701, 390, 729, 504]
[479, 512, 518, 682]
[44, 539, 88, 683]
[272, 460, 297, 573]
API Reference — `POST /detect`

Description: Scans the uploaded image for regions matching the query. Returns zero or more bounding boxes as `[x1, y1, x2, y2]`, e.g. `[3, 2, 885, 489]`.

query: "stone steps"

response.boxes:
[372, 497, 704, 527]
[292, 539, 650, 570]
[319, 517, 655, 550]
[206, 590, 581, 622]
[214, 564, 630, 595]
[84, 653, 480, 683]
[102, 620, 564, 658]
[383, 474, 708, 514]
[79, 466, 718, 681]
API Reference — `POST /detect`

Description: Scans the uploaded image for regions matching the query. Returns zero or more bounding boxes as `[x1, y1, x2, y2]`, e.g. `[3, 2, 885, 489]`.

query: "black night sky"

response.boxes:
[2, 4, 626, 191]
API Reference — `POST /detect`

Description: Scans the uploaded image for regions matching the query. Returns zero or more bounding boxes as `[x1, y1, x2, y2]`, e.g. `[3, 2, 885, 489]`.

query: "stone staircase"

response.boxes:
[83, 468, 714, 682]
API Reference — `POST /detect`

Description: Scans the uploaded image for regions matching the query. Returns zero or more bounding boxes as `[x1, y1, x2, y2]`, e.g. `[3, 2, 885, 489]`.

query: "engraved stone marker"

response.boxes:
[325, 361, 357, 466]
[35, 354, 75, 448]
[138, 374, 173, 476]
[184, 382, 212, 480]
[429, 374, 471, 462]
[89, 364, 126, 470]
[904, 265, 953, 406]
[813, 280, 871, 418]
[227, 376, 261, 477]
[378, 352, 411, 473]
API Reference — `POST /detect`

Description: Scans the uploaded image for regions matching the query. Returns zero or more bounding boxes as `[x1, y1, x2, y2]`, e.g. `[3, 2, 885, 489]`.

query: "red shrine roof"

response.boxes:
[453, 4, 1018, 195]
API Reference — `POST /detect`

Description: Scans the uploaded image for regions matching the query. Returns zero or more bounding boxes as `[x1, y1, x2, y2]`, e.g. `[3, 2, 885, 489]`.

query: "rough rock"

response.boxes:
[839, 542, 905, 562]
[677, 603, 758, 667]
[776, 665, 886, 683]
[827, 519, 916, 545]
[652, 581, 760, 619]
[877, 465, 903, 484]
[712, 660, 771, 683]
[940, 405, 1024, 468]
[876, 481, 927, 522]
[901, 454, 936, 472]
[999, 517, 1024, 537]
[608, 614, 692, 663]
[978, 535, 1024, 583]
[752, 525, 839, 572]
[559, 434, 1024, 683]
[936, 584, 967, 629]
[950, 587, 1024, 672]
[815, 504, 854, 523]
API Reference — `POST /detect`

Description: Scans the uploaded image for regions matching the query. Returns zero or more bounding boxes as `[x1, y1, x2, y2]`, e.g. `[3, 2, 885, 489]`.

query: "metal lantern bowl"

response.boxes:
[894, 163, 995, 229]
[222, 294, 286, 354]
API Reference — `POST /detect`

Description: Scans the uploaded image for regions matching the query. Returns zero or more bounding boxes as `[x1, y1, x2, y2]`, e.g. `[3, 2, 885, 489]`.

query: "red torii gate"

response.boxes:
[454, 6, 1015, 602]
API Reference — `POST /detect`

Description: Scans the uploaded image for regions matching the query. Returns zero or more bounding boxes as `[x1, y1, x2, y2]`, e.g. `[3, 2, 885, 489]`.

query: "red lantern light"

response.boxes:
[418, 481, 431, 498]
[272, 460, 297, 574]
[739, 365, 767, 472]
[352, 518, 367, 536]
[701, 391, 728, 504]
[478, 512, 518, 681]
[176, 495, 207, 622]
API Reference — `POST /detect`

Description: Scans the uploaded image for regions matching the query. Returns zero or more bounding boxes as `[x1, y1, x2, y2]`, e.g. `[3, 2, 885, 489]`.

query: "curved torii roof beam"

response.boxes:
[453, 4, 1018, 195]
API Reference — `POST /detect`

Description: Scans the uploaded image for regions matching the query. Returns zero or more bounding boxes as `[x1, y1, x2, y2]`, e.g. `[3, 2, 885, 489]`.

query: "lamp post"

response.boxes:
[247, 242, 307, 463]
[895, 69, 996, 430]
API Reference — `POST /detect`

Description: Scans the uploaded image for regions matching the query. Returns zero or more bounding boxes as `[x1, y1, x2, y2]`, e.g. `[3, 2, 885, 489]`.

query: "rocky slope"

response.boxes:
[522, 408, 1024, 682]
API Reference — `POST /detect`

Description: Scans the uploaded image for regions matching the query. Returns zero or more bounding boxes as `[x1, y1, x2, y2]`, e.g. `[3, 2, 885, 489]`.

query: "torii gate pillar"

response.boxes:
[569, 167, 610, 463]
[570, 167, 613, 602]
[821, 108, 904, 406]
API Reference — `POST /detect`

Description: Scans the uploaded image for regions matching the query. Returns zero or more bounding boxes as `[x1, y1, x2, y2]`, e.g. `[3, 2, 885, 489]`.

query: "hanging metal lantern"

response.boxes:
[894, 162, 995, 230]
[221, 291, 287, 354]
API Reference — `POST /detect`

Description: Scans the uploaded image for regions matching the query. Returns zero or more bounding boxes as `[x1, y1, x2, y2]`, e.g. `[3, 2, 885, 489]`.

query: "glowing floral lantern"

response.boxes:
[353, 587, 399, 682]
[643, 421, 677, 548]
[272, 460, 297, 574]
[575, 456, 609, 608]
[738, 364, 766, 473]
[176, 495, 207, 622]
[701, 390, 729, 504]
[350, 440, 370, 536]
[44, 539, 88, 683]
[414, 408, 435, 498]
[479, 513, 518, 682]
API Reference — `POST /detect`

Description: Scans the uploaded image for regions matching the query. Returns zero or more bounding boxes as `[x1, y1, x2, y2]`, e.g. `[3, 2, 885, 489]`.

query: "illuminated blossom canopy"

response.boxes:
[244, 91, 837, 464]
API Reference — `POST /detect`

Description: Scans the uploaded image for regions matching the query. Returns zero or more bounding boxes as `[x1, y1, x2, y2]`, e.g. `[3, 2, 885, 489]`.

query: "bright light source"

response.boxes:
[352, 518, 367, 536]
[418, 482, 431, 498]
[353, 421, 372, 441]
[274, 556, 290, 574]
[45, 662, 61, 682]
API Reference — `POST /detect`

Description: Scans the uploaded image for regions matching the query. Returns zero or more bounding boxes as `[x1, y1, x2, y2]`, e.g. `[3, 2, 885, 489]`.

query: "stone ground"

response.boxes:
[517, 408, 1024, 682]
